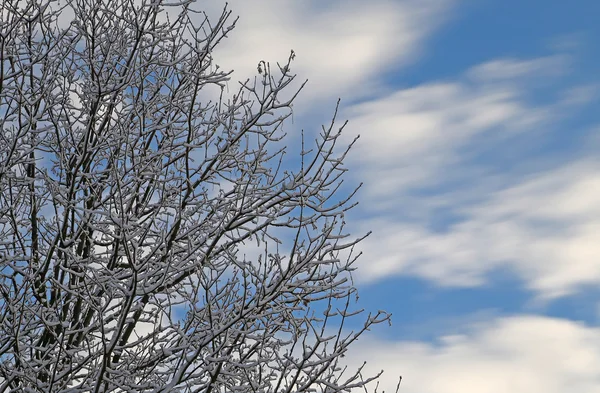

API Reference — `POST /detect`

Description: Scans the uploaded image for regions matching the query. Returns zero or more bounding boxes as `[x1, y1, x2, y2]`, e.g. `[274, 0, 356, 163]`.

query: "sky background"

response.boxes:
[204, 1, 600, 392]
[3, 0, 600, 391]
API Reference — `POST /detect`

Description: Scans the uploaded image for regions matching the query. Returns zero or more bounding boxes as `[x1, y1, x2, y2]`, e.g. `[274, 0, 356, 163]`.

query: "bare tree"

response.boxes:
[0, 0, 392, 392]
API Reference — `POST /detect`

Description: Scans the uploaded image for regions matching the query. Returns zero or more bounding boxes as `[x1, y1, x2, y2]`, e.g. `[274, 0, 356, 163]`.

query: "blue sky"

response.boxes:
[207, 0, 600, 391]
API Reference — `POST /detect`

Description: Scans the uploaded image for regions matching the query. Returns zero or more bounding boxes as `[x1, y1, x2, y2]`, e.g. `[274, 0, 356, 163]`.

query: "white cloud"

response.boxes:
[460, 160, 600, 298]
[356, 151, 600, 300]
[342, 55, 599, 299]
[343, 79, 545, 201]
[345, 315, 600, 393]
[209, 0, 454, 107]
[466, 55, 570, 82]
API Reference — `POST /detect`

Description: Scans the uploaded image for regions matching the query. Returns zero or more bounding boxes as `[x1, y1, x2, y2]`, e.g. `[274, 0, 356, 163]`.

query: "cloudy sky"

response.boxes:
[207, 0, 600, 392]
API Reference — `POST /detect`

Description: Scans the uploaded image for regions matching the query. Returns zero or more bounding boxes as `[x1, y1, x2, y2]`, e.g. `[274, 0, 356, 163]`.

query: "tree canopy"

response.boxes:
[0, 1, 393, 392]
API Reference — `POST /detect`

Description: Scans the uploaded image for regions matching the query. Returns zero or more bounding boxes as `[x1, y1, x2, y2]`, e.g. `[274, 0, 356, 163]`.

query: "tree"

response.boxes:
[0, 0, 393, 391]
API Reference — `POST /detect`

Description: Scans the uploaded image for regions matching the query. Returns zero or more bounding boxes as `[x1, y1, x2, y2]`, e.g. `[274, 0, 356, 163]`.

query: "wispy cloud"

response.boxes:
[357, 159, 600, 299]
[344, 54, 599, 300]
[345, 315, 600, 393]
[344, 55, 581, 199]
[466, 55, 569, 82]
[210, 0, 454, 107]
